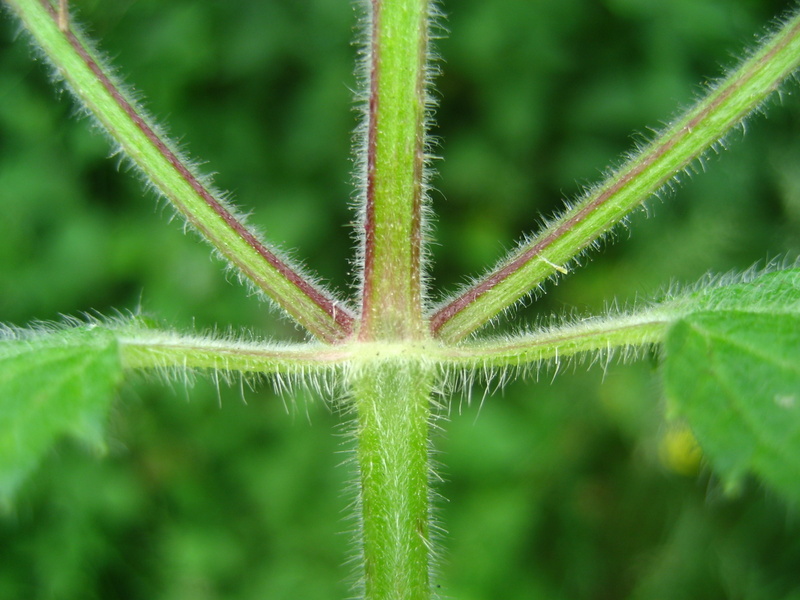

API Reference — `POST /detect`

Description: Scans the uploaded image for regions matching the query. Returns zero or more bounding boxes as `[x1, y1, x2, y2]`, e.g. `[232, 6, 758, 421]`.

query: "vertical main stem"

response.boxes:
[352, 1, 437, 594]
[358, 0, 431, 341]
[352, 360, 435, 600]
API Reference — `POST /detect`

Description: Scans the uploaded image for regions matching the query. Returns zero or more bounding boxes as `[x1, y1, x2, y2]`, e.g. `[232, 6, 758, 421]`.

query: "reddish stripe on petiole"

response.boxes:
[430, 16, 800, 338]
[358, 0, 382, 340]
[40, 0, 355, 341]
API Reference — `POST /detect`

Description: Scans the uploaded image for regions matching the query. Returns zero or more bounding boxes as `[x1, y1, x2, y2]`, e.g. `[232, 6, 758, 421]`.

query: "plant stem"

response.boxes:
[350, 2, 437, 596]
[357, 0, 433, 341]
[118, 333, 350, 374]
[430, 7, 800, 342]
[439, 310, 671, 369]
[351, 359, 435, 600]
[5, 0, 354, 342]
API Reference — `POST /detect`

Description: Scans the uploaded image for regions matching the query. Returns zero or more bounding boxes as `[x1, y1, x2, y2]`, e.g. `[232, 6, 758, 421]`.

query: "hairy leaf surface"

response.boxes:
[664, 270, 800, 501]
[0, 326, 122, 500]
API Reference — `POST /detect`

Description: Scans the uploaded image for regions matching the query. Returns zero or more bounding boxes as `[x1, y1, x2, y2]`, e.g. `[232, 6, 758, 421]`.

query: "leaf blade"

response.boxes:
[663, 271, 800, 502]
[0, 326, 122, 501]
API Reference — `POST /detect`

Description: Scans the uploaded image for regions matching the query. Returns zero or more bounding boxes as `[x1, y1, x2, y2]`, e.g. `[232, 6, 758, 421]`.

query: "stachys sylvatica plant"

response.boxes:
[1, 0, 800, 598]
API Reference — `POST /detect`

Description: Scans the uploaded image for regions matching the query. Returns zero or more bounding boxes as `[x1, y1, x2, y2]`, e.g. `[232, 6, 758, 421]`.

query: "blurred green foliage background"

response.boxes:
[2, 0, 800, 598]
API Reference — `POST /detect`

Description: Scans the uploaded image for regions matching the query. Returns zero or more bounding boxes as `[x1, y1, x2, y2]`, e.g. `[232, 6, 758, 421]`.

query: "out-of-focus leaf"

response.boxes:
[664, 269, 800, 502]
[0, 325, 122, 502]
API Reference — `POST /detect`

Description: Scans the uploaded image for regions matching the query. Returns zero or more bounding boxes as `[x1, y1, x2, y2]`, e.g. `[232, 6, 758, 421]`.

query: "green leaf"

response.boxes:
[0, 325, 122, 502]
[663, 270, 800, 502]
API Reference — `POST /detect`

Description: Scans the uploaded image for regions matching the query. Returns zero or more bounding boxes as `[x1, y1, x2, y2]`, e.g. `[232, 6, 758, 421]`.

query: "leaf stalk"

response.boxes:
[5, 0, 355, 343]
[430, 8, 800, 342]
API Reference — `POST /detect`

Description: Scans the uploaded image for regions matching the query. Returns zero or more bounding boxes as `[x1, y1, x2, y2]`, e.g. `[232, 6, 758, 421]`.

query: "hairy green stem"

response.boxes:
[4, 0, 354, 342]
[350, 1, 437, 597]
[351, 361, 435, 600]
[357, 0, 433, 341]
[431, 7, 800, 342]
[115, 308, 669, 375]
[439, 312, 670, 370]
[118, 336, 349, 374]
